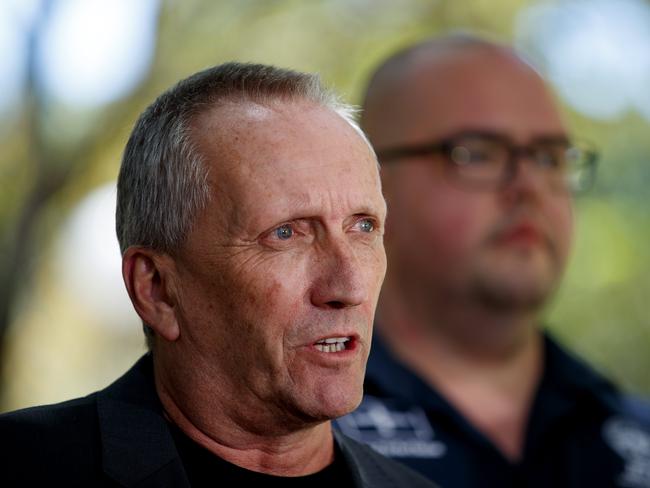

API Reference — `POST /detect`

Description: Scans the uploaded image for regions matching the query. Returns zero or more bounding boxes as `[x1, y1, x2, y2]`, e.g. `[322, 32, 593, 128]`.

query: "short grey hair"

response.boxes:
[116, 61, 363, 255]
[116, 62, 364, 348]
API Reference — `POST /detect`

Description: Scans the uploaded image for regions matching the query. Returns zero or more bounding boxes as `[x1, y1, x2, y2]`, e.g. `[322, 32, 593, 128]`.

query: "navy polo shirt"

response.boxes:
[335, 332, 650, 487]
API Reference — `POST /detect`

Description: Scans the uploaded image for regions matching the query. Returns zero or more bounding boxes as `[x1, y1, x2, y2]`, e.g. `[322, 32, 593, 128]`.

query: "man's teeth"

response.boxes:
[314, 337, 350, 353]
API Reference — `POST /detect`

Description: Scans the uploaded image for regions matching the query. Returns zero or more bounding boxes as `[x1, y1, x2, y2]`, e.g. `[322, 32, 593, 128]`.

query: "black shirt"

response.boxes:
[170, 422, 356, 487]
[335, 331, 650, 487]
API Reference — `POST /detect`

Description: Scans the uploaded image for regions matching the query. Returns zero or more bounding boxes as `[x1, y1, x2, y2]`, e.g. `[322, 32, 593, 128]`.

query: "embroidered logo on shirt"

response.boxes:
[602, 417, 650, 487]
[335, 396, 447, 458]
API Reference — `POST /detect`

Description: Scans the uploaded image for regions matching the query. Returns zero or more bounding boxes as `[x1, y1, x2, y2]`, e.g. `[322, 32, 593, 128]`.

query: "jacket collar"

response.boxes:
[367, 328, 620, 413]
[334, 429, 371, 487]
[96, 355, 375, 487]
[96, 354, 189, 487]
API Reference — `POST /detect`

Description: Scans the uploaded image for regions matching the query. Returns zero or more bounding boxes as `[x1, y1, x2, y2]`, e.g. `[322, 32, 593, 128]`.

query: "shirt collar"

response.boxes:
[366, 328, 621, 416]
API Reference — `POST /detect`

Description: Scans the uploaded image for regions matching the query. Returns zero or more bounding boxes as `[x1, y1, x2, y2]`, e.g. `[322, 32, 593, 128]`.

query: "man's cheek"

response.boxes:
[432, 212, 482, 257]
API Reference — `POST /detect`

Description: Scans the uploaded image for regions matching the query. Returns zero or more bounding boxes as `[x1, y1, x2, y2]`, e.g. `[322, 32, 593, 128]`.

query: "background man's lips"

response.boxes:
[497, 223, 543, 244]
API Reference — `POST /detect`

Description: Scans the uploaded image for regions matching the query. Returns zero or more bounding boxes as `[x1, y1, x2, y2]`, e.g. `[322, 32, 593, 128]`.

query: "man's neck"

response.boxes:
[153, 359, 335, 477]
[376, 284, 544, 461]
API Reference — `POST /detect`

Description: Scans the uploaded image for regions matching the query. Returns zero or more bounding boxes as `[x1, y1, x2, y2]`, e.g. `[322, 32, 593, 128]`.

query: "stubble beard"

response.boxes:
[469, 242, 564, 314]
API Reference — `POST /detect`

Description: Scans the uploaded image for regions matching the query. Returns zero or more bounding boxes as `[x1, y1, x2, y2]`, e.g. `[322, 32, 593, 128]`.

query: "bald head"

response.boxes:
[365, 34, 574, 318]
[362, 35, 565, 150]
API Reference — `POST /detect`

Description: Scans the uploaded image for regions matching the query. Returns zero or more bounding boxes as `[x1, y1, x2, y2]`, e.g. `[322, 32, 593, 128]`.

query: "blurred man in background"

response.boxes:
[336, 35, 650, 487]
[0, 62, 435, 487]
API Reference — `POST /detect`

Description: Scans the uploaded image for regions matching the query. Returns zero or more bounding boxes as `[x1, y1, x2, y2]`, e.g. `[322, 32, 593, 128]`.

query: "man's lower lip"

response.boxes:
[499, 228, 541, 244]
[306, 348, 358, 365]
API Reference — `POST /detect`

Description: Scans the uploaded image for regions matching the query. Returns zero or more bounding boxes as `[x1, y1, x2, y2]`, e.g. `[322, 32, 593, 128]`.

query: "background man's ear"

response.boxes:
[122, 247, 180, 342]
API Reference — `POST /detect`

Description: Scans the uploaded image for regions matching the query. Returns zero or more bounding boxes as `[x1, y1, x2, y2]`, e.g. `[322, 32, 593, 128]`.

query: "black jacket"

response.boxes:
[0, 354, 436, 487]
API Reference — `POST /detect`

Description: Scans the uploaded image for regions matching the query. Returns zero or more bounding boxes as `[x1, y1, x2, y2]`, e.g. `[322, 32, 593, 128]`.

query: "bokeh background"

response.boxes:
[1, 0, 649, 412]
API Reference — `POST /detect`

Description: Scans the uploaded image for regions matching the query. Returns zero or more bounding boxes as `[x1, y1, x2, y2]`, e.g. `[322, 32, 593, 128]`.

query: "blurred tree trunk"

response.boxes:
[0, 0, 55, 409]
[0, 0, 167, 407]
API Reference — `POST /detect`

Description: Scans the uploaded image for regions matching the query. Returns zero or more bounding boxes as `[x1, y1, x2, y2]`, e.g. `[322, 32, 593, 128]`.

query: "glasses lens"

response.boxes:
[445, 136, 509, 186]
[531, 141, 596, 192]
[378, 133, 597, 193]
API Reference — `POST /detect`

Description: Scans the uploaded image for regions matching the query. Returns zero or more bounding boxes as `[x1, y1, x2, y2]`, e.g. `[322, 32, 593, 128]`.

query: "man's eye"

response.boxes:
[275, 224, 294, 240]
[534, 146, 569, 169]
[536, 152, 561, 168]
[358, 219, 375, 233]
[451, 146, 493, 165]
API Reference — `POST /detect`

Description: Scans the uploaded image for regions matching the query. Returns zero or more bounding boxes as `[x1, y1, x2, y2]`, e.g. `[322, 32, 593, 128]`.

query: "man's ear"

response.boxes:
[122, 247, 180, 342]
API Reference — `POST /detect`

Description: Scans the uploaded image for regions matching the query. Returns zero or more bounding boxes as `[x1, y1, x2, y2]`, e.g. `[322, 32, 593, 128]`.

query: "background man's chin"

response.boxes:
[475, 280, 554, 313]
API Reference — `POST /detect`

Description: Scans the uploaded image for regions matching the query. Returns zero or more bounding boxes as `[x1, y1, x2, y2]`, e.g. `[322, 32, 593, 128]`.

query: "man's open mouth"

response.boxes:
[313, 337, 351, 353]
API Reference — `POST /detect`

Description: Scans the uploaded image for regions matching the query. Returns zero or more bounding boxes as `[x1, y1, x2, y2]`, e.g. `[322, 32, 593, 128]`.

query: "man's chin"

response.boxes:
[474, 275, 556, 312]
[306, 384, 364, 421]
[471, 256, 561, 311]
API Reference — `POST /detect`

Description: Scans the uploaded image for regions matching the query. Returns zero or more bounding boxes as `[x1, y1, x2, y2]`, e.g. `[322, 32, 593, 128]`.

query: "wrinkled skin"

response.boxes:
[159, 100, 387, 437]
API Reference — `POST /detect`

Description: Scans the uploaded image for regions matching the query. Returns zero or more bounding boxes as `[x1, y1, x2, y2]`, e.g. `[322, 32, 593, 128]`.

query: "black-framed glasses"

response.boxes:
[375, 131, 599, 193]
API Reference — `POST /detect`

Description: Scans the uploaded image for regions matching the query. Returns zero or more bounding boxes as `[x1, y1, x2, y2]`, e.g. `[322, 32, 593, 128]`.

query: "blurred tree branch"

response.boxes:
[0, 0, 172, 406]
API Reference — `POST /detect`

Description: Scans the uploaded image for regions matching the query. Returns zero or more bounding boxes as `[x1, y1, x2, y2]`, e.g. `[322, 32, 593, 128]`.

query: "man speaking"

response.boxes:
[0, 62, 434, 487]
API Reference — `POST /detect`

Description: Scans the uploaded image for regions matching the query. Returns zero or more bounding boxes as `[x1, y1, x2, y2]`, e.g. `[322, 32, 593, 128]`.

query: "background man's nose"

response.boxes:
[500, 154, 550, 203]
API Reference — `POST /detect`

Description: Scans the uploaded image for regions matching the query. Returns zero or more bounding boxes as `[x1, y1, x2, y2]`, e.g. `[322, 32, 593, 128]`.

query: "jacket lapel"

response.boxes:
[96, 355, 190, 487]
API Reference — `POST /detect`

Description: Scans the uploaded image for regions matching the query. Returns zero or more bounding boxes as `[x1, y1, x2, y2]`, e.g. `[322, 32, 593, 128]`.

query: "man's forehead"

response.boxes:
[200, 100, 361, 163]
[192, 99, 282, 143]
[398, 47, 539, 104]
[371, 48, 565, 143]
[191, 98, 381, 223]
[191, 99, 305, 176]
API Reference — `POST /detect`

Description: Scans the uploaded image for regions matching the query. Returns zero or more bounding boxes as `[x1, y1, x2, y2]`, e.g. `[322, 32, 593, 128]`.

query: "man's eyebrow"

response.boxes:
[277, 206, 385, 222]
[351, 205, 385, 217]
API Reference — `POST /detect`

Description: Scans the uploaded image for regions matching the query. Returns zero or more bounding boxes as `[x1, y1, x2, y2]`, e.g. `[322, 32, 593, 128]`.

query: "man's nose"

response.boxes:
[500, 151, 548, 199]
[310, 237, 369, 310]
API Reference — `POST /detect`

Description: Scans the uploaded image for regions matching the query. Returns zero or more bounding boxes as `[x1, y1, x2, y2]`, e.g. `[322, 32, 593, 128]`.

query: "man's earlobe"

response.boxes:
[122, 247, 180, 342]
